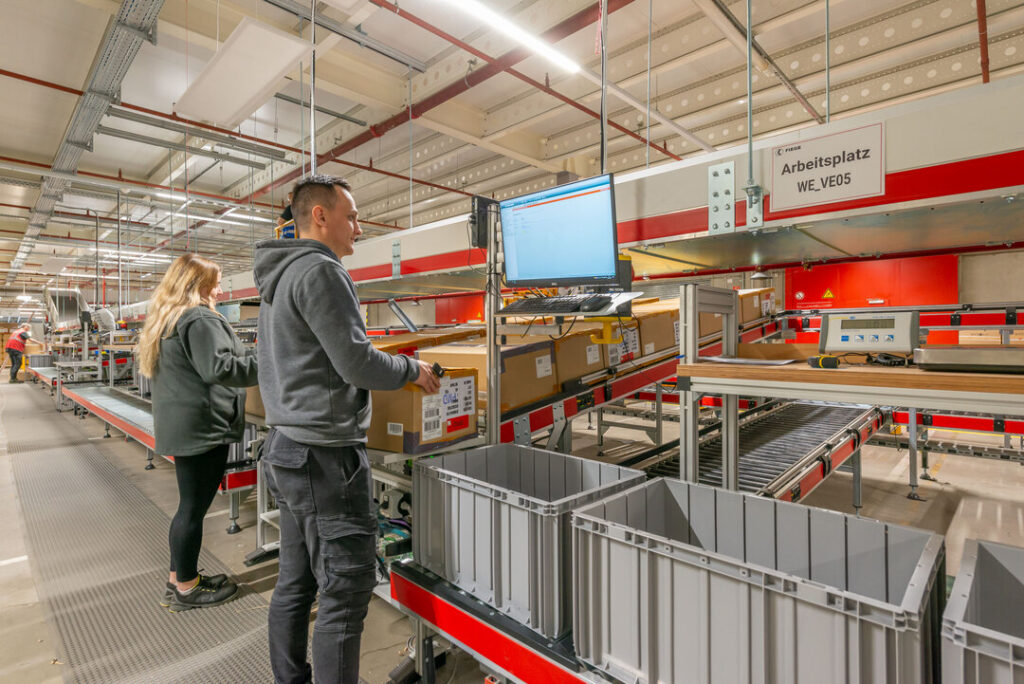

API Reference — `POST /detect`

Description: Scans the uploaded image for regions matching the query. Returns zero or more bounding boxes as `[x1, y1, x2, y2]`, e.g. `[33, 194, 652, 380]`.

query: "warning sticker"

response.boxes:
[422, 375, 475, 442]
[586, 344, 601, 366]
[535, 354, 553, 378]
[823, 288, 835, 299]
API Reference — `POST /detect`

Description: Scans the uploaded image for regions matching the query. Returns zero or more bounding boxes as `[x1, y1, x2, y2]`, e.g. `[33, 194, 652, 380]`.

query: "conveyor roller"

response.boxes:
[642, 402, 882, 499]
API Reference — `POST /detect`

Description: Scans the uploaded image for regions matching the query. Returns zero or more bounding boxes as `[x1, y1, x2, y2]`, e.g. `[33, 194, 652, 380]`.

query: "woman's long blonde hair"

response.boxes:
[137, 254, 221, 377]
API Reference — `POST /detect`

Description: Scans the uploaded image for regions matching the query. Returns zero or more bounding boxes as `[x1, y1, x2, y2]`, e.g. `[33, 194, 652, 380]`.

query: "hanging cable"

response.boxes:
[309, 0, 317, 174]
[825, 0, 831, 123]
[405, 71, 409, 228]
[646, 0, 652, 168]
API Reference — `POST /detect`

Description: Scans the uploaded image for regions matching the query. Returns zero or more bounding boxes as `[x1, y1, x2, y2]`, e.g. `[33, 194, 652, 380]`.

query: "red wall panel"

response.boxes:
[435, 294, 484, 325]
[785, 255, 958, 309]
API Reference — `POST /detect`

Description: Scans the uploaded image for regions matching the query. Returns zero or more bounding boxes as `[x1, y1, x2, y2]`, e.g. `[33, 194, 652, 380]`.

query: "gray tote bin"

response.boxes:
[942, 539, 1024, 683]
[413, 444, 645, 639]
[573, 478, 946, 684]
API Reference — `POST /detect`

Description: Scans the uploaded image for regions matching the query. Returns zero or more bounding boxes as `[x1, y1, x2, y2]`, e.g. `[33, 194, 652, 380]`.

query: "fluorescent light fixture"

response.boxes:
[99, 229, 112, 239]
[155, 191, 186, 201]
[174, 17, 314, 128]
[16, 294, 32, 301]
[437, 0, 580, 73]
[230, 212, 276, 224]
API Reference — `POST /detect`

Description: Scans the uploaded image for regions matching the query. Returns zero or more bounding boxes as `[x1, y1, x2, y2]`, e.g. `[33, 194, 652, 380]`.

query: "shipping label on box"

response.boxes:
[608, 327, 640, 364]
[421, 375, 475, 441]
[586, 344, 601, 365]
[535, 354, 553, 378]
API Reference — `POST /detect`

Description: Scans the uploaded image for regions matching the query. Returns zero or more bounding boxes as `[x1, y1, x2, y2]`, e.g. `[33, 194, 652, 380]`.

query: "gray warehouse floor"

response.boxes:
[2, 382, 1022, 682]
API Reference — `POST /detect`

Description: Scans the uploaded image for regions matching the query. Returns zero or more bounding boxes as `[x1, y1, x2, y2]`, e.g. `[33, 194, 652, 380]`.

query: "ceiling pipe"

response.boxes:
[0, 155, 279, 209]
[369, 0, 682, 162]
[242, 0, 639, 203]
[977, 0, 991, 84]
[0, 69, 470, 198]
[95, 125, 267, 169]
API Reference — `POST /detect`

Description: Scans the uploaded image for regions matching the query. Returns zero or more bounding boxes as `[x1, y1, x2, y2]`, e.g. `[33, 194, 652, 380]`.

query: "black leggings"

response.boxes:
[168, 445, 229, 582]
[7, 349, 22, 382]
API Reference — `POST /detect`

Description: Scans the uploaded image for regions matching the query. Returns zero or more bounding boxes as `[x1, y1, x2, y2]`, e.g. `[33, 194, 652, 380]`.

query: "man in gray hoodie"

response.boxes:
[254, 174, 439, 684]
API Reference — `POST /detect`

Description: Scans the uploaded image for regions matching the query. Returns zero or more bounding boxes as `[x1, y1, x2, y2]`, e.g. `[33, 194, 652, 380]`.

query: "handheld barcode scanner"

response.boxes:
[431, 362, 445, 378]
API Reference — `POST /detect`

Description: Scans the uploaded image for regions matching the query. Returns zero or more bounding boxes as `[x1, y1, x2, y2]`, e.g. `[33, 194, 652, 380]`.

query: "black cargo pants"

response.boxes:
[263, 428, 377, 684]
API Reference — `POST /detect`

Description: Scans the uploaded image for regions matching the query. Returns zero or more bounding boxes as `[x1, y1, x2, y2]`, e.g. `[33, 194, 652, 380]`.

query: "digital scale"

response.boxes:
[820, 311, 920, 354]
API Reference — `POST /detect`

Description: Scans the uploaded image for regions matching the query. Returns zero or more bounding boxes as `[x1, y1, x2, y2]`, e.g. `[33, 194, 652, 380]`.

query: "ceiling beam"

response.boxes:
[242, 0, 639, 203]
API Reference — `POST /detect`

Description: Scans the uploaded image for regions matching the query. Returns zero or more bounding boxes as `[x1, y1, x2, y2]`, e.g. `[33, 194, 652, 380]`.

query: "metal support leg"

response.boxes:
[414, 619, 437, 683]
[907, 408, 924, 500]
[920, 445, 937, 481]
[722, 393, 739, 491]
[596, 408, 604, 447]
[852, 450, 863, 515]
[145, 449, 155, 470]
[654, 384, 664, 446]
[225, 490, 242, 534]
[104, 423, 111, 438]
[681, 391, 699, 482]
[556, 417, 573, 453]
[587, 412, 595, 430]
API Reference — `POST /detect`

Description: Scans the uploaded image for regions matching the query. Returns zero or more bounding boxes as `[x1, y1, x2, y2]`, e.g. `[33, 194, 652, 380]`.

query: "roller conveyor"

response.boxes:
[28, 366, 59, 387]
[64, 384, 154, 440]
[641, 402, 884, 501]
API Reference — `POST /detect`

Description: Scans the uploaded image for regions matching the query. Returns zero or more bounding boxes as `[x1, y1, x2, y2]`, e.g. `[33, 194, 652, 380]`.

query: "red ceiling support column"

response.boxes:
[977, 0, 991, 83]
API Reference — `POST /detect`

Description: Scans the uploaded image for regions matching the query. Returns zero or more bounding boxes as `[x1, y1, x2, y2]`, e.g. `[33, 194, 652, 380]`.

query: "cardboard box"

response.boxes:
[245, 384, 265, 418]
[634, 298, 724, 342]
[418, 341, 558, 413]
[634, 306, 680, 356]
[371, 328, 483, 355]
[699, 312, 723, 338]
[366, 367, 478, 454]
[24, 341, 47, 354]
[518, 328, 606, 388]
[581, 320, 640, 366]
[737, 287, 776, 324]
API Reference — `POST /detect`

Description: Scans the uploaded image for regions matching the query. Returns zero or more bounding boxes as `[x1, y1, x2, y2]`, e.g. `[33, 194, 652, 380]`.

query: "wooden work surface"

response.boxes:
[677, 362, 1024, 395]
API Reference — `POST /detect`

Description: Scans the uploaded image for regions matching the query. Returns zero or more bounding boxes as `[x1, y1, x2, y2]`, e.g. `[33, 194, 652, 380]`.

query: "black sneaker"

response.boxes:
[166, 577, 238, 612]
[160, 573, 230, 607]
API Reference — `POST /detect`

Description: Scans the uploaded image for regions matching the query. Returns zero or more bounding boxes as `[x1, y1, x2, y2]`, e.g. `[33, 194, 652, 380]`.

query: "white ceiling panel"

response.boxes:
[174, 17, 313, 128]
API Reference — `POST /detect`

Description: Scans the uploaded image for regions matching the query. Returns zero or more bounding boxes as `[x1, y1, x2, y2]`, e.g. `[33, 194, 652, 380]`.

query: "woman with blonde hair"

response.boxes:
[138, 253, 257, 611]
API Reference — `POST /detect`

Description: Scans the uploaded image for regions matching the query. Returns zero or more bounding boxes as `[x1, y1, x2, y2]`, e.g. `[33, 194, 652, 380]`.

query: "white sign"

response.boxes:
[770, 124, 884, 212]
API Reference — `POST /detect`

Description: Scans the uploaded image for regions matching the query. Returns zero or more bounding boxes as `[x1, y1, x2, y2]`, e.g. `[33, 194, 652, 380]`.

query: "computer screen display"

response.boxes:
[499, 174, 618, 287]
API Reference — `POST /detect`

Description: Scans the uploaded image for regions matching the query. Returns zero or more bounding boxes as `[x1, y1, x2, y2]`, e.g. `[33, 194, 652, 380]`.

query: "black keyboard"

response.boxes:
[498, 294, 612, 315]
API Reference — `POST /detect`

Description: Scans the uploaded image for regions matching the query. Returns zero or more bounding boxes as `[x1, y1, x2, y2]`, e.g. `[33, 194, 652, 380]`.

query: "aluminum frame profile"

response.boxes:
[10, 0, 166, 281]
[262, 0, 427, 73]
[94, 125, 268, 170]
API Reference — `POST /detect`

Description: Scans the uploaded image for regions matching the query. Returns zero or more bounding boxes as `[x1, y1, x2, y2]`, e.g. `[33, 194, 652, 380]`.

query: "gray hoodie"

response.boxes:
[253, 239, 418, 446]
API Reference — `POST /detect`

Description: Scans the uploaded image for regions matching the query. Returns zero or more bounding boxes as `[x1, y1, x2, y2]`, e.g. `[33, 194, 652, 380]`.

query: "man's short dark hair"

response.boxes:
[291, 175, 352, 235]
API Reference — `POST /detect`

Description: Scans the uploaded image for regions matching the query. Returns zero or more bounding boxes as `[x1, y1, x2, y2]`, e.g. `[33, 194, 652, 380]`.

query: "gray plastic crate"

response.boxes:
[573, 478, 946, 684]
[413, 444, 644, 639]
[942, 539, 1024, 683]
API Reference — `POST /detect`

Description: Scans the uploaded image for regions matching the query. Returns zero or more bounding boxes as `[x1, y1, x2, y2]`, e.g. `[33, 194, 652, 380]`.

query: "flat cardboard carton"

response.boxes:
[737, 287, 776, 324]
[245, 385, 265, 418]
[418, 341, 557, 413]
[366, 367, 478, 454]
[517, 328, 606, 388]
